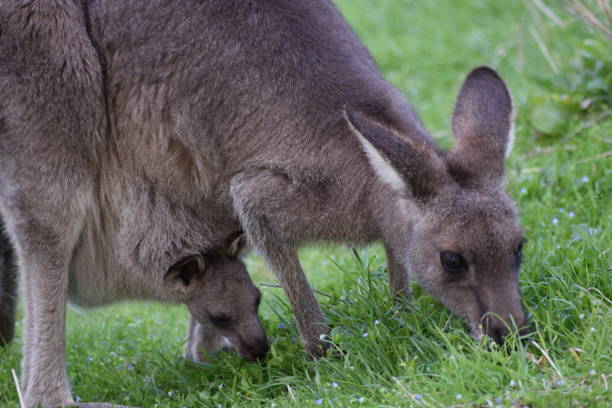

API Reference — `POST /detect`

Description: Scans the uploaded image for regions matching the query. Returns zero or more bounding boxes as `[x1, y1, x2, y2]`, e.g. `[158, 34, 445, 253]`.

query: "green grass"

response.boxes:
[1, 1, 611, 407]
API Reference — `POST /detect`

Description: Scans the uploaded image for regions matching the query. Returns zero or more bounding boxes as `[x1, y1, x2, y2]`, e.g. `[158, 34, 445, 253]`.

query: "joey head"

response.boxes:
[165, 248, 268, 362]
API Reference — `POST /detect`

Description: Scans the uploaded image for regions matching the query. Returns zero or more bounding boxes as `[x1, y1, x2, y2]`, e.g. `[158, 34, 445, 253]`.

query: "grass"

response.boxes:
[1, 0, 611, 407]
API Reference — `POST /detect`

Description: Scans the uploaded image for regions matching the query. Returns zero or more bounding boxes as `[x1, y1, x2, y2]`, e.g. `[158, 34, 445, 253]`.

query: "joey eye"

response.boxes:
[208, 313, 232, 328]
[440, 251, 468, 274]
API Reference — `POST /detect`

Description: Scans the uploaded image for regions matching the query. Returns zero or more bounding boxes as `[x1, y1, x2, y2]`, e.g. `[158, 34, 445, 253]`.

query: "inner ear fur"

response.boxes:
[164, 254, 206, 289]
[449, 66, 513, 184]
[225, 231, 248, 258]
[346, 106, 449, 200]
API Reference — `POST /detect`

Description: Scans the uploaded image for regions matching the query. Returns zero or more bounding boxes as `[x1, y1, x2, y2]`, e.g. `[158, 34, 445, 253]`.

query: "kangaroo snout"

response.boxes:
[483, 311, 530, 345]
[243, 336, 270, 361]
[235, 331, 269, 361]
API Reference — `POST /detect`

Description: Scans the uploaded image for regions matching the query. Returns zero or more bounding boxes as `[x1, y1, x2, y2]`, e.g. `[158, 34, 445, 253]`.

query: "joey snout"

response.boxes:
[226, 321, 269, 361]
[165, 246, 269, 362]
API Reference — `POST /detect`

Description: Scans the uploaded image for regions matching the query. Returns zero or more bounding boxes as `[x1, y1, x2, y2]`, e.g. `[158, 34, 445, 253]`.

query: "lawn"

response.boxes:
[1, 1, 610, 407]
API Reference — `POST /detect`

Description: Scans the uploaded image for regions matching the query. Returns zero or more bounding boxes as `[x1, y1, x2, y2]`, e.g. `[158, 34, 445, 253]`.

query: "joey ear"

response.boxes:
[450, 66, 514, 184]
[164, 255, 206, 291]
[227, 231, 248, 258]
[345, 106, 448, 199]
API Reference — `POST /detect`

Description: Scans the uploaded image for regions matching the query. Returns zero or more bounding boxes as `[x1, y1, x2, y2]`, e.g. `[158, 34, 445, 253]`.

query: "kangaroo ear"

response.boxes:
[450, 67, 514, 184]
[164, 254, 206, 292]
[345, 106, 448, 200]
[227, 231, 248, 258]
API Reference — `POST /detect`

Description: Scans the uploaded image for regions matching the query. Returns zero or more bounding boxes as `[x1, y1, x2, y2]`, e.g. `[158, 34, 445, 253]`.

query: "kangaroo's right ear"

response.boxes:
[345, 106, 448, 200]
[449, 67, 514, 184]
[164, 255, 206, 292]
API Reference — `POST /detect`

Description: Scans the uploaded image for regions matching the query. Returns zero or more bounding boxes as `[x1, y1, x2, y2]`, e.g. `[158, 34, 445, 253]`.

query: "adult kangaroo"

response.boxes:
[0, 0, 528, 406]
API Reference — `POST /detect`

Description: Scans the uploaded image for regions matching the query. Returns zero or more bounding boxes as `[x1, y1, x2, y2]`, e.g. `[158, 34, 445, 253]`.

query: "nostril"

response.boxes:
[256, 339, 269, 357]
[246, 339, 269, 360]
[484, 319, 510, 345]
[491, 327, 504, 345]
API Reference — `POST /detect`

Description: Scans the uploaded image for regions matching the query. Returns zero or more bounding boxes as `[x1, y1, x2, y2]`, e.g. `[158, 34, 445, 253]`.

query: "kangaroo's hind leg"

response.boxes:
[0, 1, 107, 404]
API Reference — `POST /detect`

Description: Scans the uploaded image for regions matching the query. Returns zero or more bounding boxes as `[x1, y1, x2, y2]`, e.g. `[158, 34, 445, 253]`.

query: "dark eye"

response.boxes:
[208, 313, 232, 328]
[440, 251, 468, 274]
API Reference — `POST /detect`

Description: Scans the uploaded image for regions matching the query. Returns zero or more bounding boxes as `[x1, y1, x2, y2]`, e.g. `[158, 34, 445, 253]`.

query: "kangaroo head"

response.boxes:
[164, 234, 268, 360]
[348, 67, 529, 343]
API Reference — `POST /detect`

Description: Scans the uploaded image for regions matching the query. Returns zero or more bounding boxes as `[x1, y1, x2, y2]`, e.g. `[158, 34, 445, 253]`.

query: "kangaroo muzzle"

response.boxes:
[231, 321, 269, 361]
[483, 308, 530, 345]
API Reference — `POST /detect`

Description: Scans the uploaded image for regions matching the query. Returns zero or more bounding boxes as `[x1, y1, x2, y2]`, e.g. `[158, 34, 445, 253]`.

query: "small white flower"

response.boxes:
[415, 394, 423, 400]
[551, 218, 559, 225]
[319, 334, 327, 340]
[520, 187, 527, 195]
[315, 398, 323, 405]
[556, 379, 564, 387]
[589, 369, 597, 376]
[558, 208, 564, 213]
[331, 382, 338, 388]
[358, 397, 365, 403]
[509, 380, 517, 387]
[568, 211, 575, 218]
[362, 332, 368, 338]
[590, 327, 596, 332]
[455, 394, 462, 400]
[579, 314, 585, 319]
[168, 391, 174, 397]
[374, 320, 380, 326]
[580, 176, 589, 183]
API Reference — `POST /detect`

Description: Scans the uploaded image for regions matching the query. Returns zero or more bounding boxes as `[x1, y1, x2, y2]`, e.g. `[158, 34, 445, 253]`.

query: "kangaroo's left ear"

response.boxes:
[449, 66, 514, 184]
[346, 106, 450, 201]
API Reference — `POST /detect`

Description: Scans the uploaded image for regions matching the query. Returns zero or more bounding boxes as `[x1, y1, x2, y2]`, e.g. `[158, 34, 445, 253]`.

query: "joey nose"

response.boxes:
[249, 337, 269, 360]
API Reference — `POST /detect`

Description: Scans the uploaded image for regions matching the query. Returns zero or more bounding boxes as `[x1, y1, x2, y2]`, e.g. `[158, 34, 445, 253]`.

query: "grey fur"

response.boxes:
[0, 1, 527, 406]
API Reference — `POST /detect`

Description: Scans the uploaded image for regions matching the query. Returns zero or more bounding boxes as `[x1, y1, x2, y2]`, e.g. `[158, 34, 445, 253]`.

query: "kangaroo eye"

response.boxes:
[440, 251, 468, 274]
[208, 313, 232, 328]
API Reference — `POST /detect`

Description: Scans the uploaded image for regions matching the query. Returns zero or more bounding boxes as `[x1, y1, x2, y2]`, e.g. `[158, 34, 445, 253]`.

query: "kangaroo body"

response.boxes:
[0, 1, 527, 407]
